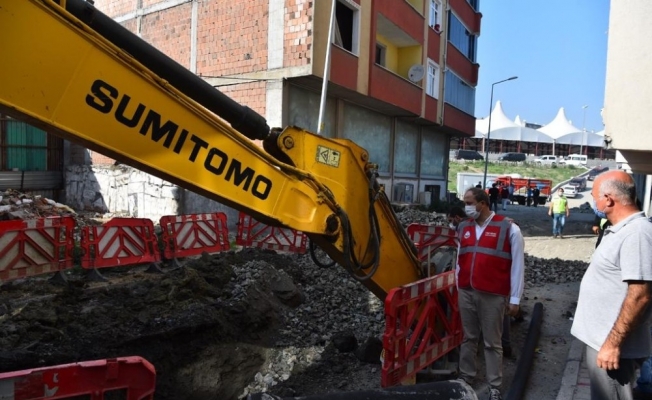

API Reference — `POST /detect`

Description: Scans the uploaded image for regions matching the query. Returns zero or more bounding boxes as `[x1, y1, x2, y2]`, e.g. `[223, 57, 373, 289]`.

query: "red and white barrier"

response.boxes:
[236, 212, 308, 254]
[160, 213, 230, 260]
[0, 356, 156, 399]
[406, 224, 459, 263]
[80, 218, 160, 269]
[381, 271, 462, 387]
[0, 216, 75, 282]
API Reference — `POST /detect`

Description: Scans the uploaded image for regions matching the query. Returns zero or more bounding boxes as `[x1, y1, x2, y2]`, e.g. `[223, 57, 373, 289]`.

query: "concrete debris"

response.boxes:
[0, 189, 76, 221]
[395, 207, 448, 227]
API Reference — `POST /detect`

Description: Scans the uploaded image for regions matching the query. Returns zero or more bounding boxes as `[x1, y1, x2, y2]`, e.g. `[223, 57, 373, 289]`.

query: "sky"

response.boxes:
[474, 1, 610, 133]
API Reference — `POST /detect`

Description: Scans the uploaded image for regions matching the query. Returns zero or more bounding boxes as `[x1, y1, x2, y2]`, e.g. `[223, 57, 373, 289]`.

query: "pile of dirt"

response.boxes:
[0, 248, 387, 399]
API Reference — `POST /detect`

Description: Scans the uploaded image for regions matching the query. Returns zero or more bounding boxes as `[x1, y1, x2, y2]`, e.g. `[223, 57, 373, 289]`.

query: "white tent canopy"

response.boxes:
[556, 131, 605, 147]
[474, 103, 603, 147]
[475, 101, 519, 135]
[537, 108, 582, 139]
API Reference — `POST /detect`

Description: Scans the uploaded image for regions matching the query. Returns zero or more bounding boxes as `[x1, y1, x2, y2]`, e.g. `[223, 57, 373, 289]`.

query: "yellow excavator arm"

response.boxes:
[0, 0, 425, 299]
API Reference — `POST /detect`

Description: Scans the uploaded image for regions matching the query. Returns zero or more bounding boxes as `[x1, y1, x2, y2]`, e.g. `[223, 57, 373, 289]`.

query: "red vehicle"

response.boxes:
[493, 176, 553, 206]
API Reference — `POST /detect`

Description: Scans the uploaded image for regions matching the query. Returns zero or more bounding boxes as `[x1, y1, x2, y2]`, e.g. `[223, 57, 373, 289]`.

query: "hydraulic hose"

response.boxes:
[59, 0, 271, 141]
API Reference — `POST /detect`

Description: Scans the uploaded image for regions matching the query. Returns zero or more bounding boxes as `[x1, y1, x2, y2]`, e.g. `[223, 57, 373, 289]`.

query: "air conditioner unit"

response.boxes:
[393, 183, 414, 203]
[418, 191, 432, 206]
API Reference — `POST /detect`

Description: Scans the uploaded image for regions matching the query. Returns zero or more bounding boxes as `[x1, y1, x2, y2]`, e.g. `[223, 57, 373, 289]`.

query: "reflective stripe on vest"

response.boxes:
[552, 196, 567, 213]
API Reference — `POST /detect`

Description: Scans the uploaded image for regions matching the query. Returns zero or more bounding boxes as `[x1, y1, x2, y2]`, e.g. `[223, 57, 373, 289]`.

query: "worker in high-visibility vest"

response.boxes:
[548, 187, 570, 238]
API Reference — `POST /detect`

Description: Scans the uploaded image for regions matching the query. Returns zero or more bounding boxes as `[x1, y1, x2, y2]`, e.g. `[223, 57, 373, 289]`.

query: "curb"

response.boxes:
[556, 339, 584, 400]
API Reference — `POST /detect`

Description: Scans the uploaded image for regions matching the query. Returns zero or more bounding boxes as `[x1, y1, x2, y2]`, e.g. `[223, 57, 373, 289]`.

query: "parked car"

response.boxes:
[587, 165, 609, 181]
[559, 154, 588, 167]
[534, 155, 558, 165]
[497, 152, 526, 162]
[563, 184, 578, 198]
[455, 149, 484, 161]
[568, 177, 587, 192]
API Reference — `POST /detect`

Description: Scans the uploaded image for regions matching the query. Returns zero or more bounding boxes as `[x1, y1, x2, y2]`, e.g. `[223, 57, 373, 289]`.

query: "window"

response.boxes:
[447, 13, 477, 61]
[375, 43, 387, 67]
[429, 0, 442, 30]
[333, 0, 360, 55]
[426, 60, 440, 98]
[467, 0, 479, 11]
[444, 70, 476, 115]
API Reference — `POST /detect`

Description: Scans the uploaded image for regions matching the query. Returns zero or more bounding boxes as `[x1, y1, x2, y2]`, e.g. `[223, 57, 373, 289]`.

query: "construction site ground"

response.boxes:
[0, 188, 599, 400]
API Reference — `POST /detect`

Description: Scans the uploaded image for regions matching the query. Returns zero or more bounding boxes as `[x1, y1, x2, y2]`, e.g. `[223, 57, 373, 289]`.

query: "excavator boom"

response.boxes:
[0, 0, 426, 299]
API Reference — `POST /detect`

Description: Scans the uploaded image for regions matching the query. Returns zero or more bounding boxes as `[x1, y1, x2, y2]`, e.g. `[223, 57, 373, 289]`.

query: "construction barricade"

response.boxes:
[236, 212, 308, 254]
[159, 213, 230, 266]
[0, 356, 156, 399]
[0, 216, 75, 283]
[406, 224, 459, 265]
[381, 270, 462, 387]
[80, 218, 161, 278]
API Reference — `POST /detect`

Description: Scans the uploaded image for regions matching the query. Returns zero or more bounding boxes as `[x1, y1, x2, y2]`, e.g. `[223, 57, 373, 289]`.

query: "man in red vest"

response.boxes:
[456, 187, 525, 400]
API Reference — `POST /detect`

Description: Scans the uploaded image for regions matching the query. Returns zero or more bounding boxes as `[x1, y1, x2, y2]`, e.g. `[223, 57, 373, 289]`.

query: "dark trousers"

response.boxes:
[490, 199, 499, 212]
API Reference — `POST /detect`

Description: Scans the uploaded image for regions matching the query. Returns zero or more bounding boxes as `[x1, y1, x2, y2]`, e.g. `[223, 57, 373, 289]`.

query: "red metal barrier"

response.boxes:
[0, 217, 75, 282]
[80, 218, 160, 269]
[160, 213, 230, 260]
[236, 212, 308, 254]
[406, 224, 458, 263]
[0, 356, 156, 399]
[381, 270, 462, 387]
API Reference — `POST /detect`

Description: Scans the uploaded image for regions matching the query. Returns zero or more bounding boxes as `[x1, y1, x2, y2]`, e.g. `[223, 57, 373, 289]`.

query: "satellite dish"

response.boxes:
[408, 65, 425, 82]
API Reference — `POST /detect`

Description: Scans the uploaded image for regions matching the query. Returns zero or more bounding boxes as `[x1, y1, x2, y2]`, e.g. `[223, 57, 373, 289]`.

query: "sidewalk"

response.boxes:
[556, 339, 591, 400]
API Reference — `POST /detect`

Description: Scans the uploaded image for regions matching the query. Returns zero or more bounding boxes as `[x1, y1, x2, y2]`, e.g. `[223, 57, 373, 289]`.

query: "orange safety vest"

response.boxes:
[457, 215, 513, 296]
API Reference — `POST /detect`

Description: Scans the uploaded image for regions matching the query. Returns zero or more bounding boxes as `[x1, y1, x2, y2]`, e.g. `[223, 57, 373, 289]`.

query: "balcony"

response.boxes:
[450, 0, 482, 33]
[369, 65, 422, 115]
[330, 45, 358, 91]
[446, 43, 479, 85]
[375, 0, 424, 44]
[443, 104, 475, 136]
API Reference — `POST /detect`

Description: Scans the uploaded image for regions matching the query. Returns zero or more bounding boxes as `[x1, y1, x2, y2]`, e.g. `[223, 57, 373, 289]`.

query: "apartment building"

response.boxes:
[76, 0, 481, 204]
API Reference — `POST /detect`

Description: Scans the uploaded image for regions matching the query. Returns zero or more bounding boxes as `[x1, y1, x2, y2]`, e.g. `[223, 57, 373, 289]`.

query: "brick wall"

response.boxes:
[218, 81, 267, 116]
[94, 0, 136, 18]
[141, 4, 193, 69]
[284, 0, 313, 67]
[196, 1, 269, 77]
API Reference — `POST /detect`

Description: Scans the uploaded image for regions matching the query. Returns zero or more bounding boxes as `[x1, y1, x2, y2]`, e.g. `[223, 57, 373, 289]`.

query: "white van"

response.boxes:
[560, 154, 588, 167]
[534, 155, 558, 165]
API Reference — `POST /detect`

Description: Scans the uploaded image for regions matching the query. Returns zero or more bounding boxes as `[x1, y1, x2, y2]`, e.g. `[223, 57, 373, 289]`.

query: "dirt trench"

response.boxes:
[0, 249, 313, 400]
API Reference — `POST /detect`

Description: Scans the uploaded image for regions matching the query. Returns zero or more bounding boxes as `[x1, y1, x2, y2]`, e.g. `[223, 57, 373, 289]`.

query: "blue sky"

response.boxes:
[474, 1, 610, 133]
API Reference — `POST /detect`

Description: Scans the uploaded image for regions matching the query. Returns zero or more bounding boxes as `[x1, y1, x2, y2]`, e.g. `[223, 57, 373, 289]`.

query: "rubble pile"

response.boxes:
[0, 189, 76, 221]
[394, 208, 448, 227]
[572, 202, 594, 213]
[524, 255, 589, 287]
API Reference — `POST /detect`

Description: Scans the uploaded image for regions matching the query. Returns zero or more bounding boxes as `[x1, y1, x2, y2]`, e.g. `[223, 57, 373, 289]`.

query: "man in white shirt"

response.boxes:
[456, 187, 525, 400]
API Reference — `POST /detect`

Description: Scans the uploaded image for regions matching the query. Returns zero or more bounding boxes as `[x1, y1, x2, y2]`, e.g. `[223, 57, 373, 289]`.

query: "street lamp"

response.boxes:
[482, 76, 518, 188]
[580, 105, 588, 155]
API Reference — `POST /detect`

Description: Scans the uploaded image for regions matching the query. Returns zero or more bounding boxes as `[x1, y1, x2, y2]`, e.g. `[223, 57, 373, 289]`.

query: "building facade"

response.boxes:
[68, 0, 480, 207]
[0, 0, 481, 212]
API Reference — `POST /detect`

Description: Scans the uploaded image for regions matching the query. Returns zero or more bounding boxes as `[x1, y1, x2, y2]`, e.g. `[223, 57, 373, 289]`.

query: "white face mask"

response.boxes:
[465, 205, 480, 220]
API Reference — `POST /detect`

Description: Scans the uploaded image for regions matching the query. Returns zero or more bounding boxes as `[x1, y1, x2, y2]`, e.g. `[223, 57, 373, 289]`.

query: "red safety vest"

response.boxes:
[457, 215, 513, 296]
